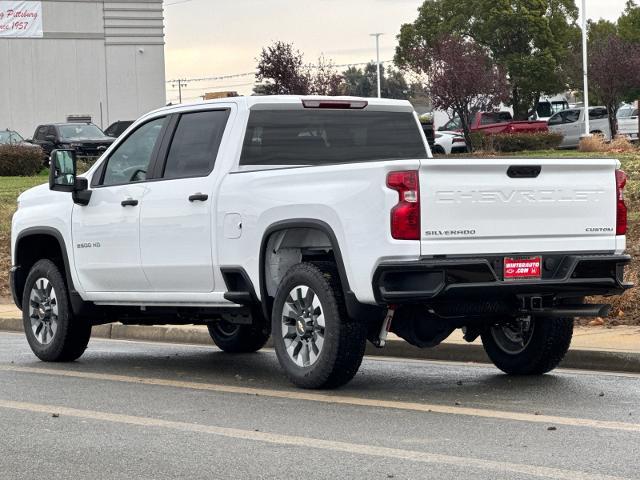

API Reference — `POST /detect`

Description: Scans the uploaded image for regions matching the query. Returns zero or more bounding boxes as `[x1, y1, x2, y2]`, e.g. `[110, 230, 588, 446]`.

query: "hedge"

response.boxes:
[470, 132, 564, 153]
[0, 145, 44, 176]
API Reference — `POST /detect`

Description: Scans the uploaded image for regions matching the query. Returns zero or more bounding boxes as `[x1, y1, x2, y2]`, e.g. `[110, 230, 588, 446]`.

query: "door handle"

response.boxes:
[121, 198, 138, 207]
[507, 165, 541, 178]
[188, 193, 209, 202]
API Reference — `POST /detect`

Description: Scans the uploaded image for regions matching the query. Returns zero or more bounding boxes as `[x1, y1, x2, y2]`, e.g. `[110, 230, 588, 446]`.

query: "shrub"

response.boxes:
[76, 156, 99, 174]
[0, 145, 44, 176]
[579, 134, 637, 153]
[471, 132, 564, 153]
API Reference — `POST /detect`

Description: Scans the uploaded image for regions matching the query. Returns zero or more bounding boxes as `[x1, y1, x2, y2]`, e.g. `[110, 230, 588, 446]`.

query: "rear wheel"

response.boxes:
[481, 317, 573, 375]
[22, 259, 91, 362]
[272, 262, 366, 389]
[207, 321, 269, 353]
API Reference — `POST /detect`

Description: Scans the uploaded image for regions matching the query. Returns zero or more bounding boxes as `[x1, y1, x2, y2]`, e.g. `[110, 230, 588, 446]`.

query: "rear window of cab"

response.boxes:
[240, 109, 427, 166]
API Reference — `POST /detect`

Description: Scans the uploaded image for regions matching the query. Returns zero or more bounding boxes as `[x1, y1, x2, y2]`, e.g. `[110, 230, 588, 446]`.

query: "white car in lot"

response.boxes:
[548, 106, 611, 148]
[432, 131, 467, 154]
[617, 104, 639, 142]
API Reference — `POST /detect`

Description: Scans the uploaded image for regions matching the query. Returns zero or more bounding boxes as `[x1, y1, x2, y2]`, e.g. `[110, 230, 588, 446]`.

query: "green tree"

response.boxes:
[588, 19, 618, 44]
[619, 1, 640, 42]
[339, 63, 409, 99]
[395, 0, 581, 119]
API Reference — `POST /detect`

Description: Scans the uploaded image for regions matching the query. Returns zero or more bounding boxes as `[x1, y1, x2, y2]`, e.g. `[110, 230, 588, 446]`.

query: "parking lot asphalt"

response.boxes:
[1, 331, 639, 480]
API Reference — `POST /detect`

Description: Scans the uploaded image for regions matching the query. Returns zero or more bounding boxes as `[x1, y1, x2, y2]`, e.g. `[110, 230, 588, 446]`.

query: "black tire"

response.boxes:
[207, 321, 269, 353]
[481, 317, 573, 375]
[271, 262, 367, 389]
[22, 259, 91, 362]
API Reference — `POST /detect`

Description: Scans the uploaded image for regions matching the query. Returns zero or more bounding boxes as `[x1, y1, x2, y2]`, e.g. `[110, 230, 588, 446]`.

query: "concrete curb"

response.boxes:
[2, 317, 639, 373]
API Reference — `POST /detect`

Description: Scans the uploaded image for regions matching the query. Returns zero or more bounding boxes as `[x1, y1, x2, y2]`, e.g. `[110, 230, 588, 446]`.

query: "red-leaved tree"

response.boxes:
[424, 35, 510, 149]
[589, 35, 640, 137]
[255, 41, 311, 95]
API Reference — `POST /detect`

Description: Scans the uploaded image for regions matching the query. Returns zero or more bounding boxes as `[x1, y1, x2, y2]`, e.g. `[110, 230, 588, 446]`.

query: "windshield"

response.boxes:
[58, 124, 106, 139]
[0, 131, 22, 144]
[240, 109, 427, 166]
[618, 108, 638, 119]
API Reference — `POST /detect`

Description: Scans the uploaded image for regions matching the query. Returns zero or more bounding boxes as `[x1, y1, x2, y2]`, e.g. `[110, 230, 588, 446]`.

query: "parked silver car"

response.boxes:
[547, 107, 611, 148]
[617, 104, 639, 142]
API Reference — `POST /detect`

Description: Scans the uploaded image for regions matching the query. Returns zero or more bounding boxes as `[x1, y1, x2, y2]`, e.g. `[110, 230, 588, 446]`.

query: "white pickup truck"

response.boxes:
[10, 96, 631, 388]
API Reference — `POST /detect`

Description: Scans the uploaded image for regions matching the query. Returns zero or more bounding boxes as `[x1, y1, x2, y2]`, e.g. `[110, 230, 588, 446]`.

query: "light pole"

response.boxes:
[370, 33, 383, 98]
[581, 0, 591, 137]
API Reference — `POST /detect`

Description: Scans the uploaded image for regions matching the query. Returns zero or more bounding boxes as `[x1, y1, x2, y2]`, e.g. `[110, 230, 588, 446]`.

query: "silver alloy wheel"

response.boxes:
[29, 278, 58, 345]
[281, 285, 325, 367]
[490, 320, 535, 355]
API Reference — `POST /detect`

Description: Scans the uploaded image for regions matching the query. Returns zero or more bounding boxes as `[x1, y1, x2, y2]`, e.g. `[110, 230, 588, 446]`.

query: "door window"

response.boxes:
[101, 117, 165, 186]
[563, 110, 580, 123]
[162, 109, 230, 179]
[589, 108, 608, 120]
[34, 126, 47, 140]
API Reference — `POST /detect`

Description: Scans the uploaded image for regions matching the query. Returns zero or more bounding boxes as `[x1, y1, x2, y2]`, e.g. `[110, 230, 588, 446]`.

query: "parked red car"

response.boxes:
[439, 111, 549, 134]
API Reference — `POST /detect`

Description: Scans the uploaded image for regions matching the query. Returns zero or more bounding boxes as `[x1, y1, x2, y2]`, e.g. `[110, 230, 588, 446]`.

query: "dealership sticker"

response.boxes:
[504, 257, 542, 280]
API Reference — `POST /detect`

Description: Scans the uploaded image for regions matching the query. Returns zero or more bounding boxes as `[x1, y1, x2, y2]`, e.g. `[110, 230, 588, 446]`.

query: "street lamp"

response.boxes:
[581, 0, 591, 137]
[370, 33, 384, 98]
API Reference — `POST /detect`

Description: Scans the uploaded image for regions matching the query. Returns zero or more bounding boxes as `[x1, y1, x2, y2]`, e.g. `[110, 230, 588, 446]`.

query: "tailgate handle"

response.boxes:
[507, 165, 541, 178]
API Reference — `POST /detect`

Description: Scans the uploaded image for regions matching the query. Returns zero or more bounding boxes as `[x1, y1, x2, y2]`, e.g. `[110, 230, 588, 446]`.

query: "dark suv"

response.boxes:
[104, 120, 134, 138]
[31, 123, 115, 164]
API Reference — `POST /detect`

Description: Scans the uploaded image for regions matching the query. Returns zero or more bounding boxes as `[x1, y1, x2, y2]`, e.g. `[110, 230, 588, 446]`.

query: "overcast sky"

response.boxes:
[163, 0, 630, 102]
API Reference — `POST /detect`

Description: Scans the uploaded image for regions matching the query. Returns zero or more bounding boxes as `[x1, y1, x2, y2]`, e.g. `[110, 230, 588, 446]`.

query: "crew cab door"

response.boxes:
[138, 107, 232, 292]
[72, 116, 167, 292]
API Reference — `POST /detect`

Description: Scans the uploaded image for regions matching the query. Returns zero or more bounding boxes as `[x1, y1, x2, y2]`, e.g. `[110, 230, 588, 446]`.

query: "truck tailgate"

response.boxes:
[419, 158, 618, 255]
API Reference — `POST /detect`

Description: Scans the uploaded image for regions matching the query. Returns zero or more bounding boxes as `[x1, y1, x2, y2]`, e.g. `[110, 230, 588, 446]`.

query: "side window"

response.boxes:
[589, 108, 608, 120]
[35, 126, 47, 140]
[548, 113, 563, 125]
[47, 126, 57, 139]
[564, 110, 580, 123]
[101, 117, 165, 186]
[162, 109, 230, 179]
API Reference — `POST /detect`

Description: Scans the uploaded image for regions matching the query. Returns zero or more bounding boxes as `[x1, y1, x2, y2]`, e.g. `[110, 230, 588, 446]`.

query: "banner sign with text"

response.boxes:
[0, 1, 42, 38]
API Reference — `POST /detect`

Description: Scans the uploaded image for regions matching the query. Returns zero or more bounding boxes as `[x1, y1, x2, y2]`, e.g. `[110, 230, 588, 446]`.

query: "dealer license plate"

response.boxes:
[503, 257, 542, 280]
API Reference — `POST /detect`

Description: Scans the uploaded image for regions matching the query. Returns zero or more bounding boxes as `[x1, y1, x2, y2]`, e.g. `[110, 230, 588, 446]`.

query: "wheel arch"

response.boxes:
[13, 227, 83, 313]
[258, 219, 383, 323]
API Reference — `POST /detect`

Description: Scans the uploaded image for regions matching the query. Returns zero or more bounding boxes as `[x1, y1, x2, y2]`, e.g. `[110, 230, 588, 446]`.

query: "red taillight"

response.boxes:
[616, 169, 627, 235]
[387, 170, 420, 240]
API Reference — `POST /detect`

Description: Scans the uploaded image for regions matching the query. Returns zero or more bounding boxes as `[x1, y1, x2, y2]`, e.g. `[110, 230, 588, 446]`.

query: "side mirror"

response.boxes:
[437, 126, 445, 131]
[45, 134, 56, 143]
[49, 149, 77, 192]
[49, 149, 92, 205]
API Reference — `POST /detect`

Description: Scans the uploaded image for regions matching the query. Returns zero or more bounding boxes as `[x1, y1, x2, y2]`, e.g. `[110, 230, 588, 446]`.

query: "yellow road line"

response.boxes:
[0, 398, 631, 480]
[1, 364, 639, 433]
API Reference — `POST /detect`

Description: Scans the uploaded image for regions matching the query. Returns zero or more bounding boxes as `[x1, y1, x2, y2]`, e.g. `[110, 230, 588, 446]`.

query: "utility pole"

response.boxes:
[172, 79, 188, 103]
[370, 33, 383, 98]
[581, 0, 591, 137]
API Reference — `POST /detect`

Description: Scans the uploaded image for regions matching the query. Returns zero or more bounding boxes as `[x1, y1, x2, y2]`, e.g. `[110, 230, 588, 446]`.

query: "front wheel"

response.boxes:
[22, 259, 91, 362]
[481, 317, 573, 375]
[272, 262, 366, 389]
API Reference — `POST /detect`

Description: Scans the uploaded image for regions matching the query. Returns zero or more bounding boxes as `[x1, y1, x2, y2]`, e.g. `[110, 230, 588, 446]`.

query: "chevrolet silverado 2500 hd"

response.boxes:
[10, 96, 631, 388]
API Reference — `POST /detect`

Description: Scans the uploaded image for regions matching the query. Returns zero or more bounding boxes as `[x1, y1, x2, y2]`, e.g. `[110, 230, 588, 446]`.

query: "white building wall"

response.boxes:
[0, 0, 165, 138]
